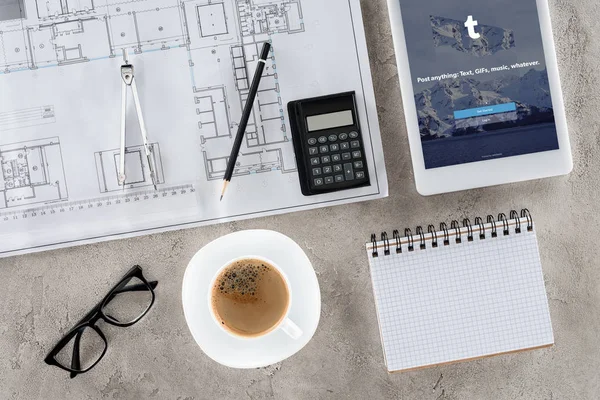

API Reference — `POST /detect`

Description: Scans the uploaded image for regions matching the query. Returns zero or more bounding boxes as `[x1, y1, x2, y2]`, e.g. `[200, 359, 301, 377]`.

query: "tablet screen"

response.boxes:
[399, 0, 560, 169]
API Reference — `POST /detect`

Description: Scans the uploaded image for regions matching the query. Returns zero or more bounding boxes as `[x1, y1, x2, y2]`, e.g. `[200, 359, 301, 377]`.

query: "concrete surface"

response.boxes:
[1, 0, 599, 398]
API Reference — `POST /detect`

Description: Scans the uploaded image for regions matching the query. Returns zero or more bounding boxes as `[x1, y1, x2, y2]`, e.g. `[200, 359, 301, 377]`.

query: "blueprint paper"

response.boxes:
[0, 0, 388, 257]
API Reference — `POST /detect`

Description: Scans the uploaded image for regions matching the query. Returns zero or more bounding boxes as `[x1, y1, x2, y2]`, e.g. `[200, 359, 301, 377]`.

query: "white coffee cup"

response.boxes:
[207, 256, 303, 340]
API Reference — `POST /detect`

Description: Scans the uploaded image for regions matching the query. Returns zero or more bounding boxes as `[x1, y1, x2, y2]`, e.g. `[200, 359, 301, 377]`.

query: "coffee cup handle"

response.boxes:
[281, 318, 302, 340]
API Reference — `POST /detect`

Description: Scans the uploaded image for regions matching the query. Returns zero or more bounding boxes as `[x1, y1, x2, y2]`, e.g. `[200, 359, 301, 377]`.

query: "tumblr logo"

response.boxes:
[464, 15, 481, 39]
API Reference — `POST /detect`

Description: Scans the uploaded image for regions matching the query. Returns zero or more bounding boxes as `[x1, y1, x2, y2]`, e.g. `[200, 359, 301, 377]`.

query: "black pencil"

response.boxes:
[220, 42, 272, 201]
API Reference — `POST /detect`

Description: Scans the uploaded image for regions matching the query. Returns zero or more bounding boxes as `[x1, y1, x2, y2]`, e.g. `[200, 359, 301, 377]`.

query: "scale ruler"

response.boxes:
[0, 184, 196, 224]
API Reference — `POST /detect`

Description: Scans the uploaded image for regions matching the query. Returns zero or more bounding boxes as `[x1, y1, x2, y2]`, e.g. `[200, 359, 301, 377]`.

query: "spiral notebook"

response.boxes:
[366, 210, 554, 373]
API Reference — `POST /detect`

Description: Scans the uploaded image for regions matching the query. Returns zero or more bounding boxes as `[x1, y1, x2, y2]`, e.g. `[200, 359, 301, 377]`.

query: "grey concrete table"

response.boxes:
[1, 0, 599, 398]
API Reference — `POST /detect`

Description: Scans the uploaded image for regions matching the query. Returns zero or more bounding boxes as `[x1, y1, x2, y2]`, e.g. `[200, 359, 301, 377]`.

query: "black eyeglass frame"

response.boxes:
[44, 265, 157, 378]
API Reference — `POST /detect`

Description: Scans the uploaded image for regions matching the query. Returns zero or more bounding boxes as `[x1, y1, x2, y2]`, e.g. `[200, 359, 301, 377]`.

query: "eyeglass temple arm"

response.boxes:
[112, 281, 158, 295]
[69, 281, 157, 327]
[69, 330, 84, 379]
[104, 281, 158, 305]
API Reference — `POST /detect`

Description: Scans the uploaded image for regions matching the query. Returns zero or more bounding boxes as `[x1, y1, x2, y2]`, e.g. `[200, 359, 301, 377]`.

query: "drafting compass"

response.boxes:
[119, 49, 158, 190]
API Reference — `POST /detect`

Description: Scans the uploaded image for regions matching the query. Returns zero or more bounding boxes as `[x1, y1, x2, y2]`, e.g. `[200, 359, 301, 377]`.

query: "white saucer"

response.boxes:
[182, 230, 321, 369]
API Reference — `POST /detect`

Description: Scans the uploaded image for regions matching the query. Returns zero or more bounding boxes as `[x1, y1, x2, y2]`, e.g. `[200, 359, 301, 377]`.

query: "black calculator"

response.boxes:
[288, 92, 370, 196]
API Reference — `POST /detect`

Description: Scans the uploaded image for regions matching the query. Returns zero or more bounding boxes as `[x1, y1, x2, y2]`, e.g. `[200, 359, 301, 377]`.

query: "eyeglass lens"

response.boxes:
[102, 276, 153, 325]
[54, 326, 106, 371]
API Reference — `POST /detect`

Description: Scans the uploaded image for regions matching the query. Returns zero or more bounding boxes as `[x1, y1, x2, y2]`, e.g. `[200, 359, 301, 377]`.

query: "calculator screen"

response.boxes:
[306, 110, 354, 132]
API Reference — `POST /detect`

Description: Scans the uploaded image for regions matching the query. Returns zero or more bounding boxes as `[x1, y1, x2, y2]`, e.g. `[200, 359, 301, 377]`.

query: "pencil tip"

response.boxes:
[220, 180, 229, 201]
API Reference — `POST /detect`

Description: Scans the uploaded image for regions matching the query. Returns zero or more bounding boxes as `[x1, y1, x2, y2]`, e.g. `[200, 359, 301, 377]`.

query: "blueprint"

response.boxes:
[0, 0, 388, 257]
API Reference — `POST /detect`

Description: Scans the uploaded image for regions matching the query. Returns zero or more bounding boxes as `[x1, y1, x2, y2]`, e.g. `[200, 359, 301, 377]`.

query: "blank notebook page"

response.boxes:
[367, 227, 554, 372]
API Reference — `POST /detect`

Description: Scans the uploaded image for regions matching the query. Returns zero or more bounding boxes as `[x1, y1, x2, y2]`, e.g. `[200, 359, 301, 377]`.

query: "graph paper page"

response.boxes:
[367, 227, 554, 372]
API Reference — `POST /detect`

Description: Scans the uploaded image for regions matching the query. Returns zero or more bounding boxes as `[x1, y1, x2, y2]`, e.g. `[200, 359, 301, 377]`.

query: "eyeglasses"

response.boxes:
[44, 265, 157, 378]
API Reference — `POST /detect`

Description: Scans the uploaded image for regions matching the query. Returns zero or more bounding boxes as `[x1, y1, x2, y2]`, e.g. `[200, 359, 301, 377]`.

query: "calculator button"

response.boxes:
[356, 171, 365, 179]
[309, 147, 318, 155]
[324, 176, 334, 184]
[310, 157, 320, 165]
[342, 152, 351, 161]
[321, 156, 331, 164]
[350, 140, 360, 148]
[335, 175, 345, 183]
[314, 178, 324, 186]
[318, 136, 328, 144]
[323, 166, 332, 174]
[349, 131, 359, 139]
[339, 133, 348, 140]
[332, 154, 341, 162]
[340, 142, 350, 150]
[320, 145, 329, 153]
[344, 163, 355, 181]
[328, 134, 338, 142]
[333, 164, 343, 173]
[330, 144, 339, 152]
[352, 150, 362, 159]
[308, 138, 317, 145]
[312, 168, 322, 176]
[354, 161, 364, 169]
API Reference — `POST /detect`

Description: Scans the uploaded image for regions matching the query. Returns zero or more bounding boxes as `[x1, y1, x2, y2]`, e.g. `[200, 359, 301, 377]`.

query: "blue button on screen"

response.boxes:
[453, 102, 517, 120]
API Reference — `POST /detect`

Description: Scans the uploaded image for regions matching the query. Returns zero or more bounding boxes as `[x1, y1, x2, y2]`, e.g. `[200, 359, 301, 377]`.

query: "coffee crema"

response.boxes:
[211, 258, 289, 338]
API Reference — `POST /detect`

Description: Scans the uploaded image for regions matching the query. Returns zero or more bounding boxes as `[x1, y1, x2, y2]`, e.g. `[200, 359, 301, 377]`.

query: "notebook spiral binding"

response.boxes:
[370, 209, 533, 258]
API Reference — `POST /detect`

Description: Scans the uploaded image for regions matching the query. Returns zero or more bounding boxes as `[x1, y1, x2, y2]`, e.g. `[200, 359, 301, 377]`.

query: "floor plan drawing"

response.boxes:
[1, 0, 187, 71]
[189, 1, 303, 180]
[35, 0, 95, 19]
[1, 0, 302, 180]
[197, 3, 229, 37]
[94, 143, 165, 192]
[0, 137, 68, 209]
[194, 40, 297, 180]
[0, 0, 389, 257]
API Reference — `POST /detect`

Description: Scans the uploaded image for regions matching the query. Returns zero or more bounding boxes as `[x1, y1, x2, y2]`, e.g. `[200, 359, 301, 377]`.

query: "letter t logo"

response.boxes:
[465, 15, 481, 39]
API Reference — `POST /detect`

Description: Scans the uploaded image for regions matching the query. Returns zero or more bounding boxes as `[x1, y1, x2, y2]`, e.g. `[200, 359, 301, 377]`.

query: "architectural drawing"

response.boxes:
[0, 105, 55, 130]
[197, 3, 229, 37]
[236, 0, 303, 36]
[202, 147, 288, 180]
[1, 0, 303, 180]
[35, 0, 95, 19]
[0, 0, 389, 257]
[94, 143, 165, 192]
[0, 137, 68, 209]
[189, 1, 302, 180]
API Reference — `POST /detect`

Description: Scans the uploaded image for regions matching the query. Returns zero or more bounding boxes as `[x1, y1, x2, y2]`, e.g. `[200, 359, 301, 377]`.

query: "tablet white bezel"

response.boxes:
[386, 0, 573, 196]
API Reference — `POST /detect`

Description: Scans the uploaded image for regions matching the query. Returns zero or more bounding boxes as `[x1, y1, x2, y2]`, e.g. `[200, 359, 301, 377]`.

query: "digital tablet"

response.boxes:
[387, 0, 573, 195]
